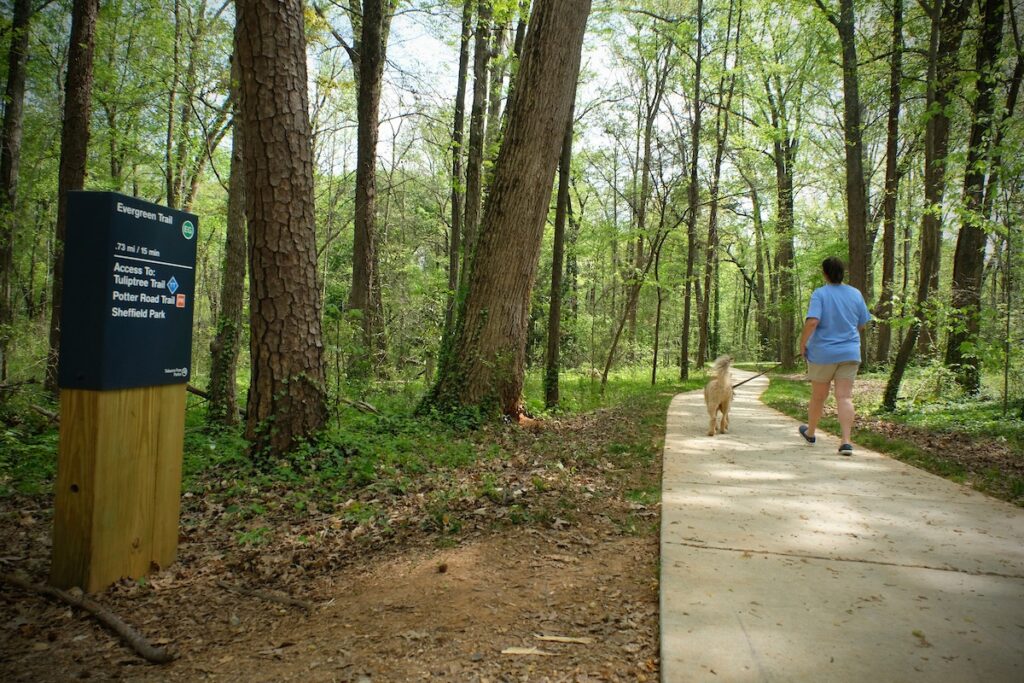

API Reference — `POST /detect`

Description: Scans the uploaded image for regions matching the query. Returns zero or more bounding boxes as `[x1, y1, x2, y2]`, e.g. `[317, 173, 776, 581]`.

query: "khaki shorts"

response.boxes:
[806, 361, 859, 383]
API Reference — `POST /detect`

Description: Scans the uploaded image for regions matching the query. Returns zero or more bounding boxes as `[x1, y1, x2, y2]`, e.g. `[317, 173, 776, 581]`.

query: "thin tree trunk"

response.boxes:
[237, 0, 327, 456]
[484, 17, 509, 164]
[680, 0, 703, 380]
[207, 50, 246, 427]
[427, 0, 590, 416]
[0, 0, 31, 383]
[627, 37, 674, 359]
[874, 0, 903, 364]
[751, 180, 769, 355]
[651, 244, 662, 385]
[166, 0, 181, 207]
[698, 0, 737, 367]
[545, 104, 574, 409]
[460, 0, 492, 284]
[444, 0, 473, 336]
[884, 0, 971, 410]
[45, 0, 100, 393]
[348, 0, 391, 376]
[946, 0, 1005, 392]
[766, 76, 798, 368]
[814, 0, 869, 300]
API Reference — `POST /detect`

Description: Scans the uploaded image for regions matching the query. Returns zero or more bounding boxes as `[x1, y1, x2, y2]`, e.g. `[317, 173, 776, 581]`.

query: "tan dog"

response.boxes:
[703, 355, 734, 436]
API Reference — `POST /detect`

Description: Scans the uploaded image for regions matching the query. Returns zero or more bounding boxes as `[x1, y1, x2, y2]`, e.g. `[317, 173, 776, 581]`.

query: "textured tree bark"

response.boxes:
[680, 0, 703, 381]
[946, 0, 1005, 392]
[874, 0, 903, 364]
[460, 0, 492, 285]
[428, 0, 590, 416]
[765, 74, 798, 369]
[545, 106, 574, 409]
[236, 0, 326, 455]
[884, 0, 970, 410]
[348, 0, 392, 376]
[45, 0, 100, 394]
[444, 0, 473, 336]
[0, 0, 31, 382]
[207, 52, 247, 427]
[774, 143, 797, 369]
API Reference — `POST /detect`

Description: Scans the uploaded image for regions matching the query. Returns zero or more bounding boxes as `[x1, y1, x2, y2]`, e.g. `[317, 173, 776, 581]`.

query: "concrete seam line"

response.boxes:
[663, 540, 1024, 580]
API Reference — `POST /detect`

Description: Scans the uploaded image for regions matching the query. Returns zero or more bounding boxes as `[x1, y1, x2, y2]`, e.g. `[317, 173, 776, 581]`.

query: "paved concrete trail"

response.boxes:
[660, 370, 1024, 682]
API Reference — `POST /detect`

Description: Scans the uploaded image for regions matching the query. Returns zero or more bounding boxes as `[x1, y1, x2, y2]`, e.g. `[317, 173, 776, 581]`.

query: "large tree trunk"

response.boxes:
[945, 0, 1005, 393]
[0, 0, 31, 382]
[207, 52, 247, 427]
[45, 0, 100, 393]
[445, 0, 473, 336]
[460, 0, 492, 283]
[874, 0, 903, 364]
[883, 0, 971, 410]
[680, 0, 703, 381]
[544, 105, 574, 409]
[348, 0, 392, 376]
[427, 0, 590, 416]
[237, 0, 326, 456]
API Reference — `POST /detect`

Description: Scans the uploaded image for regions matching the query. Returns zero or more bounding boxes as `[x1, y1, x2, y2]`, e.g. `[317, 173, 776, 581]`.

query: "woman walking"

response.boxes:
[798, 257, 871, 456]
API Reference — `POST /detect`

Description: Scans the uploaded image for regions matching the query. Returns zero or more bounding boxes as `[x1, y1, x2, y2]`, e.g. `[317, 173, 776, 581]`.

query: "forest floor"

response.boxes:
[2, 367, 1021, 681]
[0, 376, 693, 682]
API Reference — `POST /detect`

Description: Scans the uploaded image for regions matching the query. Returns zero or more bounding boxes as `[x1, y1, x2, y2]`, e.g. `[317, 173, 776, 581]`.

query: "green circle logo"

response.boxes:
[182, 220, 195, 240]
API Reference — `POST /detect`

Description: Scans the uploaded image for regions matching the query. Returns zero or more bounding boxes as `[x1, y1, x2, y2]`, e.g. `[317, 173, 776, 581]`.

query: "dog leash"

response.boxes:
[731, 362, 783, 389]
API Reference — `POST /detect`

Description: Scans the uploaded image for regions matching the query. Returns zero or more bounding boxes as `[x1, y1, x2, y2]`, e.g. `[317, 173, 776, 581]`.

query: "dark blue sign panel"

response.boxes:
[58, 192, 198, 390]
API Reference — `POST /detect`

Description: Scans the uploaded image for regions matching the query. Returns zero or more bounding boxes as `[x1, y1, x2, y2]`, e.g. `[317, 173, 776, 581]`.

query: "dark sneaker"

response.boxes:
[838, 443, 854, 456]
[799, 425, 816, 444]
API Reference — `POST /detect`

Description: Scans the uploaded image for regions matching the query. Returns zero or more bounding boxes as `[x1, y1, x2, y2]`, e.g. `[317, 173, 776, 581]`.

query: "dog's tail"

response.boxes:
[711, 355, 732, 382]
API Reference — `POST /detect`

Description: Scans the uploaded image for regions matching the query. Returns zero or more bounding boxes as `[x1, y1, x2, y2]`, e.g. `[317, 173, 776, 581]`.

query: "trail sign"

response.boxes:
[51, 192, 198, 592]
[58, 191, 198, 390]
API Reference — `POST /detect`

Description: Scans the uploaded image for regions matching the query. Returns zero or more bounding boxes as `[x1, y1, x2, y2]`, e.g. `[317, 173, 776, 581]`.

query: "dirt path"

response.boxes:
[2, 398, 671, 682]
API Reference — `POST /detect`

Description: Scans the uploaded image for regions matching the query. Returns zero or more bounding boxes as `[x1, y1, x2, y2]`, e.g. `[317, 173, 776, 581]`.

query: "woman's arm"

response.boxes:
[800, 318, 819, 358]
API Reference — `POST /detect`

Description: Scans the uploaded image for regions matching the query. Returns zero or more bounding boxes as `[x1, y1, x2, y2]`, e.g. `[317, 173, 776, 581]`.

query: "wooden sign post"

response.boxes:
[51, 192, 198, 592]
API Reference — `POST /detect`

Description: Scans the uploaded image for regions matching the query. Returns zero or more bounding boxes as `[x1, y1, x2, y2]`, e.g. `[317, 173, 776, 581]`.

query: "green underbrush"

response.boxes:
[1, 368, 702, 508]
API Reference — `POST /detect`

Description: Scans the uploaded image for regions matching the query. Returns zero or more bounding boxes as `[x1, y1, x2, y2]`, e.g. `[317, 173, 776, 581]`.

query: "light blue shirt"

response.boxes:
[805, 284, 871, 364]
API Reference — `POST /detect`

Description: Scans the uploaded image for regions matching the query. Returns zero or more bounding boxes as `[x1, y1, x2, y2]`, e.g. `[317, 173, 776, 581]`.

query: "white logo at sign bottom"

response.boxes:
[164, 367, 188, 378]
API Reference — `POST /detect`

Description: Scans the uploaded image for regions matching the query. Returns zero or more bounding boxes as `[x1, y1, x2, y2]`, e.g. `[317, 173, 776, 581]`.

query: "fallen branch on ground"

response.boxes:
[215, 579, 313, 611]
[29, 404, 59, 424]
[0, 573, 175, 664]
[339, 397, 380, 414]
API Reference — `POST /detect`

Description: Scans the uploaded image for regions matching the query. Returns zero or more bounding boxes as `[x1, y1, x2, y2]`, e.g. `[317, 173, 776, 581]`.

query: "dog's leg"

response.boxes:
[707, 407, 717, 436]
[720, 406, 729, 433]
